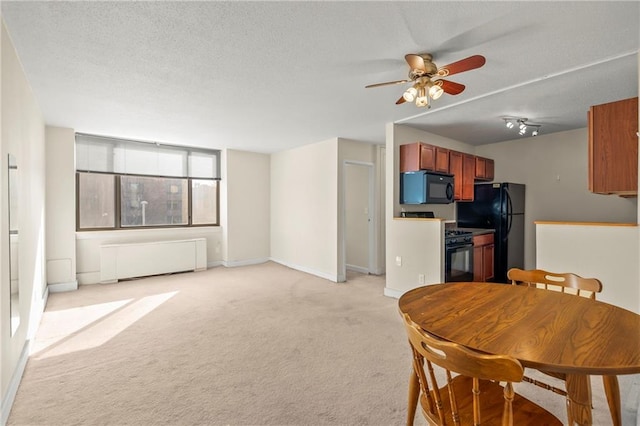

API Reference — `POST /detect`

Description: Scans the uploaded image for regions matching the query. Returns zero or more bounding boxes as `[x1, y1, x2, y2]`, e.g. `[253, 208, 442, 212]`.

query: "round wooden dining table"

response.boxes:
[398, 282, 640, 426]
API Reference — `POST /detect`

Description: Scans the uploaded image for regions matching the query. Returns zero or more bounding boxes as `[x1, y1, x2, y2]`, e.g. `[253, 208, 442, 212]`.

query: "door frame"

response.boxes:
[340, 160, 376, 281]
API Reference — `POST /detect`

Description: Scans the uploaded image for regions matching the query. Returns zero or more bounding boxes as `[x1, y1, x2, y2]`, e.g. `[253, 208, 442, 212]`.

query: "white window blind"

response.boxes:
[75, 134, 220, 179]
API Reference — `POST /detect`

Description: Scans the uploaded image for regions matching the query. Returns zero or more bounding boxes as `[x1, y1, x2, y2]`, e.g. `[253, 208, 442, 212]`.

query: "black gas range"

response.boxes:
[445, 229, 473, 247]
[445, 229, 474, 282]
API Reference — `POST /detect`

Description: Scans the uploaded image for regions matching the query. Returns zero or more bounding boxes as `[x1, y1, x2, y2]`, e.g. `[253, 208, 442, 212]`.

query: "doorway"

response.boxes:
[342, 161, 375, 280]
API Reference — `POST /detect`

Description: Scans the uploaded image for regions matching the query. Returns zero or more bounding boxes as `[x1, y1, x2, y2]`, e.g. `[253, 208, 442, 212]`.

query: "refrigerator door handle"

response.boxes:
[504, 188, 513, 238]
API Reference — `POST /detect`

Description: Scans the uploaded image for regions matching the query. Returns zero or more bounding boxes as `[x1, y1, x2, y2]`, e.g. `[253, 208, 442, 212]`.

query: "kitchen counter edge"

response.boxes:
[535, 221, 637, 227]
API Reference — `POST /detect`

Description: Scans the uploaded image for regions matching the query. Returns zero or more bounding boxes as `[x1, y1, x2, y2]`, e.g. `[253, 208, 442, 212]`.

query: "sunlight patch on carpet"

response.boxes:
[32, 291, 178, 359]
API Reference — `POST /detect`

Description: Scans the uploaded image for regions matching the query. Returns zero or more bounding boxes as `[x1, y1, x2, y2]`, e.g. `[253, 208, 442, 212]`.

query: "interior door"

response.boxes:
[345, 163, 371, 274]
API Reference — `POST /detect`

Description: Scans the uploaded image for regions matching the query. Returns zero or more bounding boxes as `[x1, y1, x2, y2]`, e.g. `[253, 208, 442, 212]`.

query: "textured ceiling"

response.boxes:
[2, 1, 638, 153]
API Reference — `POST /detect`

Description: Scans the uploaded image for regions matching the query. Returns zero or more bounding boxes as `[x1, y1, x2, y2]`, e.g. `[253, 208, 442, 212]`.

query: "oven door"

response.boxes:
[445, 243, 474, 282]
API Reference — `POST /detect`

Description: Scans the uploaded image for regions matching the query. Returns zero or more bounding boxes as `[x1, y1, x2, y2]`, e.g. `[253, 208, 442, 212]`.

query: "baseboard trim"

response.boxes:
[346, 264, 369, 274]
[48, 280, 78, 293]
[207, 260, 224, 269]
[222, 258, 270, 268]
[383, 287, 404, 299]
[270, 258, 338, 282]
[1, 340, 30, 426]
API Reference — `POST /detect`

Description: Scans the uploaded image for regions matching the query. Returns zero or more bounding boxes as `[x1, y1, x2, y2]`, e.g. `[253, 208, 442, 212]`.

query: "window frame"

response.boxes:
[76, 170, 220, 231]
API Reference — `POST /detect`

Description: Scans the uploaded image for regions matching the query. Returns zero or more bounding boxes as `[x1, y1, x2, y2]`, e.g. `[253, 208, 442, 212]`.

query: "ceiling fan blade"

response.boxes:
[405, 54, 426, 71]
[365, 79, 410, 89]
[395, 96, 406, 105]
[436, 79, 466, 95]
[436, 55, 486, 77]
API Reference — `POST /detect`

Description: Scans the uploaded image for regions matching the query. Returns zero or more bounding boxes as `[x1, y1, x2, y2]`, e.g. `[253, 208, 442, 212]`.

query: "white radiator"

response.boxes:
[100, 238, 207, 283]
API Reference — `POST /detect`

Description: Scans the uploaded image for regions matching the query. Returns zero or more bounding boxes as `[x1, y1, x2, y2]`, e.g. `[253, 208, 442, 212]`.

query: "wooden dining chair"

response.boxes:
[401, 313, 561, 426]
[507, 268, 602, 299]
[507, 268, 610, 423]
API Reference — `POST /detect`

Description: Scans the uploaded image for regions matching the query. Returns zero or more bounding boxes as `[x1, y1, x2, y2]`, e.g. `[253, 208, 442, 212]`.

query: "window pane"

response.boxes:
[120, 176, 188, 227]
[78, 173, 115, 228]
[76, 140, 114, 172]
[114, 143, 187, 177]
[189, 152, 217, 178]
[192, 180, 218, 225]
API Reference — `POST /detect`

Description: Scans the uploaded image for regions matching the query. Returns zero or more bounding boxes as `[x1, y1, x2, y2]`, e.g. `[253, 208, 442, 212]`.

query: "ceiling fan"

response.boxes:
[365, 53, 486, 108]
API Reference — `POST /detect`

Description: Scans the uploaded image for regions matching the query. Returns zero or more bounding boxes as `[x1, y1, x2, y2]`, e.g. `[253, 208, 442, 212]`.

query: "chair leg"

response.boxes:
[407, 371, 419, 426]
[603, 375, 621, 426]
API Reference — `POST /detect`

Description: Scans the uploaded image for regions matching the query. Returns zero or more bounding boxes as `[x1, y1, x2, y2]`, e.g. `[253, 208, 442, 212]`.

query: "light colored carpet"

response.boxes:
[7, 262, 637, 425]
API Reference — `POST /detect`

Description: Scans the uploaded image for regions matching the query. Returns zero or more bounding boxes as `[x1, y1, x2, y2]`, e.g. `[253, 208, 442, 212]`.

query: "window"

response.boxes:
[120, 176, 188, 227]
[77, 173, 115, 229]
[76, 134, 220, 230]
[192, 180, 218, 225]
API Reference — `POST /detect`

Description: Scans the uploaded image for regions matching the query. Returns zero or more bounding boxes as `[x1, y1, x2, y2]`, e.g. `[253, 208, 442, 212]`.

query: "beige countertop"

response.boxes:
[456, 227, 495, 235]
[535, 221, 637, 227]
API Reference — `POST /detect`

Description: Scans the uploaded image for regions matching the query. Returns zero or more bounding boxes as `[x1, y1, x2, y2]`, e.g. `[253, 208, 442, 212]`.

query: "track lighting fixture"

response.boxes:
[502, 117, 542, 137]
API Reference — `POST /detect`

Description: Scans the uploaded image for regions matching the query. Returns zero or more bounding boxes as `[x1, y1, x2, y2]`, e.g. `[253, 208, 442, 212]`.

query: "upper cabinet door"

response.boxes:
[475, 156, 494, 181]
[400, 142, 436, 172]
[435, 147, 450, 174]
[589, 97, 638, 196]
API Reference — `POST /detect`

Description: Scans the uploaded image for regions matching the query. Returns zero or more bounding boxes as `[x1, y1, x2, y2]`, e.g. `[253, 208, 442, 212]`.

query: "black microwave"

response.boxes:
[400, 171, 454, 204]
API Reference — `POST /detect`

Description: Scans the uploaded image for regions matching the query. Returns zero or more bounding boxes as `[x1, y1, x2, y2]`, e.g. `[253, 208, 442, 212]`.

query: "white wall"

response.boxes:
[1, 19, 47, 423]
[536, 223, 638, 313]
[45, 126, 77, 289]
[270, 138, 339, 281]
[225, 149, 270, 265]
[477, 128, 637, 269]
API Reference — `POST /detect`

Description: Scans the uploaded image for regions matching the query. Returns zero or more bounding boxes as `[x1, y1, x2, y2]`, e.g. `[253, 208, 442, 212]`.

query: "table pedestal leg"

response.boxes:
[603, 375, 621, 426]
[565, 374, 593, 425]
[407, 370, 419, 426]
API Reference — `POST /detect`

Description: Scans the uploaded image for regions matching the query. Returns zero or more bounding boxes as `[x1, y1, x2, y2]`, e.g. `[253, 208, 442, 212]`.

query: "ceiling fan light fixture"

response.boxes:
[532, 129, 539, 137]
[403, 87, 418, 102]
[505, 120, 514, 129]
[415, 96, 429, 107]
[366, 53, 486, 110]
[428, 84, 444, 100]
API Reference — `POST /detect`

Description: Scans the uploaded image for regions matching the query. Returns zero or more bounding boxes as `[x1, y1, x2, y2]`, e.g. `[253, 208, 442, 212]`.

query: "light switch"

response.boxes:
[396, 256, 402, 266]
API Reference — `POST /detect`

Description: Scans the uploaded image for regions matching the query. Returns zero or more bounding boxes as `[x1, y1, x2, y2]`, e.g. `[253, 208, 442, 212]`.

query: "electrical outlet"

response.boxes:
[418, 274, 425, 284]
[396, 256, 402, 266]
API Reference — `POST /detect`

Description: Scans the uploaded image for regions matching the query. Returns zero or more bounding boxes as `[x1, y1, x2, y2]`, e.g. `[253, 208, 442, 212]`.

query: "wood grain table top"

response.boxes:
[398, 282, 640, 375]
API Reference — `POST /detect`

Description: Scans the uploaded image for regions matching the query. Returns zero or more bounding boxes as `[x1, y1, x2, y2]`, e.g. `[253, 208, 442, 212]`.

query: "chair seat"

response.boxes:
[422, 376, 562, 426]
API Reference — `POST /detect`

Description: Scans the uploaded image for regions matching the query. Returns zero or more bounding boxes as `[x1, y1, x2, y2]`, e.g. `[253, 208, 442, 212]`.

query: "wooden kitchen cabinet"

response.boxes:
[434, 146, 450, 173]
[449, 151, 463, 200]
[400, 142, 450, 173]
[462, 154, 476, 201]
[449, 151, 476, 201]
[400, 142, 433, 172]
[588, 97, 638, 196]
[473, 233, 494, 282]
[475, 156, 494, 181]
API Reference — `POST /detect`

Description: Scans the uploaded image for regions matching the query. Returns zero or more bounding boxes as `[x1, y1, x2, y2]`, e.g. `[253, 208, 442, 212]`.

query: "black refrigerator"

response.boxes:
[456, 182, 525, 283]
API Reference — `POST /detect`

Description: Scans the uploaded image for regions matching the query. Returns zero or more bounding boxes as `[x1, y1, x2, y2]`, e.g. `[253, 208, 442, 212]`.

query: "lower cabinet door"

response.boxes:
[473, 246, 483, 281]
[483, 244, 494, 281]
